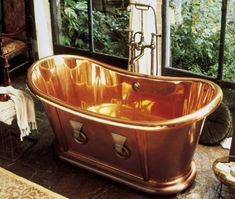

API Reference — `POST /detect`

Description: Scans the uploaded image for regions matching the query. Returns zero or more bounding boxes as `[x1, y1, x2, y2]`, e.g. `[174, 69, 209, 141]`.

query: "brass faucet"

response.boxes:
[128, 3, 161, 75]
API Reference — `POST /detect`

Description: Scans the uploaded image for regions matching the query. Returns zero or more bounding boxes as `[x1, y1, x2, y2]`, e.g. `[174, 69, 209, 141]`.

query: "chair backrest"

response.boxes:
[0, 0, 30, 41]
[1, 0, 26, 32]
[0, 0, 33, 86]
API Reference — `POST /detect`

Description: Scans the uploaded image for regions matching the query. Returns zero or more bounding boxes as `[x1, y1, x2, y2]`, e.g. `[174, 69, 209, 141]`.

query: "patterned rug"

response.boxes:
[0, 167, 68, 199]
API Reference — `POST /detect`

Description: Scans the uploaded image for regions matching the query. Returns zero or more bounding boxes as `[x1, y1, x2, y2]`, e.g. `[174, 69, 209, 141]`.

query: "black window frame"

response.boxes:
[161, 0, 235, 89]
[49, 0, 234, 90]
[49, 0, 128, 70]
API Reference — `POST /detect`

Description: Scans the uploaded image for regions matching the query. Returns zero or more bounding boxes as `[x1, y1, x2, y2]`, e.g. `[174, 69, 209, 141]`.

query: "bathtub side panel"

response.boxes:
[56, 109, 144, 179]
[144, 120, 203, 182]
[43, 103, 68, 152]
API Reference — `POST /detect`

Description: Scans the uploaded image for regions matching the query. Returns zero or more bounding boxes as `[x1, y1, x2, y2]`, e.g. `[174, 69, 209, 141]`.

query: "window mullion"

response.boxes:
[217, 0, 228, 81]
[87, 0, 94, 54]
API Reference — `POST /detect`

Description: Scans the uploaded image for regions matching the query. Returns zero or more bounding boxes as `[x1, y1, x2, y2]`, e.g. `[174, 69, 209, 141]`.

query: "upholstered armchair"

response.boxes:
[0, 0, 33, 86]
[0, 0, 33, 101]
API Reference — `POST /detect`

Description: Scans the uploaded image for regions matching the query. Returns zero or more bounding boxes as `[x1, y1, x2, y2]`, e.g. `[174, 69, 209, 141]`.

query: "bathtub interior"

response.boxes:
[30, 56, 216, 123]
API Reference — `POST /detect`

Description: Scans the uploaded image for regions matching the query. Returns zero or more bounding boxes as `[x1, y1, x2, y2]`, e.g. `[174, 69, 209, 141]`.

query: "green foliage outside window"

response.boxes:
[170, 0, 235, 80]
[60, 0, 129, 58]
[61, 0, 89, 49]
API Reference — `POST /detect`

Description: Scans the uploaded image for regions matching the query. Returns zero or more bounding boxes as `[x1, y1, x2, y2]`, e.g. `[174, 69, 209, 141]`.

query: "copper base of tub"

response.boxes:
[54, 142, 196, 195]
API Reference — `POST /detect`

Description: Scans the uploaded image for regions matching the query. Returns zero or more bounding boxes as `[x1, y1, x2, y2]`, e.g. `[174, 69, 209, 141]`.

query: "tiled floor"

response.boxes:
[0, 70, 231, 199]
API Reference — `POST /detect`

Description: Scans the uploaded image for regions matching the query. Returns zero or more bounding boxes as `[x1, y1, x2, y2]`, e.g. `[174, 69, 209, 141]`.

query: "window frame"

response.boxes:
[49, 0, 128, 69]
[161, 0, 235, 89]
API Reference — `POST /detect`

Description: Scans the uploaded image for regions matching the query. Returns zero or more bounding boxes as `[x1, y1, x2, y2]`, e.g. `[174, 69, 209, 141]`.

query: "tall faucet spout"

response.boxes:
[127, 2, 161, 75]
[130, 48, 145, 73]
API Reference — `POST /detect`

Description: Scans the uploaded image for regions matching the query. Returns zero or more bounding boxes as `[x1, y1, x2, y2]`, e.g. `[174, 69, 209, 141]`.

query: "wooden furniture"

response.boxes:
[212, 102, 235, 197]
[0, 0, 33, 86]
[212, 156, 235, 198]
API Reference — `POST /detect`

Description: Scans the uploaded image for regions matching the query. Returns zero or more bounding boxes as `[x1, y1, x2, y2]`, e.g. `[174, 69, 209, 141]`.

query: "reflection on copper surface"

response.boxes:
[87, 102, 165, 121]
[27, 54, 223, 195]
[29, 55, 221, 125]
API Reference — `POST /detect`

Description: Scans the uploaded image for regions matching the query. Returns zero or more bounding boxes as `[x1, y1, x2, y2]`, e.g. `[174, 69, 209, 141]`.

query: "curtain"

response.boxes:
[129, 0, 160, 75]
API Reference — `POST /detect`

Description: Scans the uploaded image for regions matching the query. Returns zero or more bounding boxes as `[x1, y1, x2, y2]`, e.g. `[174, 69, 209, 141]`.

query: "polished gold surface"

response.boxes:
[26, 54, 223, 195]
[27, 54, 222, 128]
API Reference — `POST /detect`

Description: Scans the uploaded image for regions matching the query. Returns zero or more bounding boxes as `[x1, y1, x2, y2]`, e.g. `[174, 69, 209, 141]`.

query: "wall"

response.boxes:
[33, 0, 53, 58]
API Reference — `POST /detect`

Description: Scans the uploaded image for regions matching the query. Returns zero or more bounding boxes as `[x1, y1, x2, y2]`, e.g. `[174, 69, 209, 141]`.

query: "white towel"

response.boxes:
[0, 86, 37, 140]
[0, 100, 16, 125]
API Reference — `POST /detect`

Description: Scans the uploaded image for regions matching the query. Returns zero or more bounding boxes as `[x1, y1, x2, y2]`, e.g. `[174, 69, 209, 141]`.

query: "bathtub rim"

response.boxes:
[26, 54, 223, 131]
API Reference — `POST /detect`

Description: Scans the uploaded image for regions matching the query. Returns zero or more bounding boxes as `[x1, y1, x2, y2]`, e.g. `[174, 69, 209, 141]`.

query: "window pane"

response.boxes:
[53, 0, 89, 50]
[92, 0, 129, 58]
[169, 0, 221, 77]
[224, 1, 235, 81]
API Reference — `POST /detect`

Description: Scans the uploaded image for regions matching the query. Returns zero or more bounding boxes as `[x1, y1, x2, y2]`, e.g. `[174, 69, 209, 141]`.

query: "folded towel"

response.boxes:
[0, 100, 16, 125]
[0, 86, 37, 140]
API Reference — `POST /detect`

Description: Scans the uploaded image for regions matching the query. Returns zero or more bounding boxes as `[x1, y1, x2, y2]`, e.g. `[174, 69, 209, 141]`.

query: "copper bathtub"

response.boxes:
[27, 54, 222, 195]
